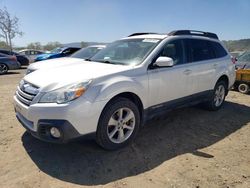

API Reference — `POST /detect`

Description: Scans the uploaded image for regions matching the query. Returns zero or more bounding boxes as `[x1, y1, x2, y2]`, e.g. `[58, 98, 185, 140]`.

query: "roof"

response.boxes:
[123, 34, 168, 40]
[87, 45, 106, 48]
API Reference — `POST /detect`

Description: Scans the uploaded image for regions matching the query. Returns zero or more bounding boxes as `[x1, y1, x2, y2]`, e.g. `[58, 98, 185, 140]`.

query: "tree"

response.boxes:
[0, 7, 23, 51]
[81, 41, 88, 48]
[0, 40, 9, 49]
[27, 42, 42, 50]
[43, 41, 62, 51]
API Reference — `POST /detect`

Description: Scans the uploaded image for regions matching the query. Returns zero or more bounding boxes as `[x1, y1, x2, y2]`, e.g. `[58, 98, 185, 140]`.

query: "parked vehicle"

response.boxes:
[230, 51, 245, 58]
[0, 53, 21, 75]
[14, 30, 235, 150]
[234, 63, 250, 94]
[26, 45, 106, 74]
[0, 49, 30, 66]
[34, 47, 80, 62]
[235, 51, 250, 69]
[71, 45, 106, 60]
[19, 49, 45, 63]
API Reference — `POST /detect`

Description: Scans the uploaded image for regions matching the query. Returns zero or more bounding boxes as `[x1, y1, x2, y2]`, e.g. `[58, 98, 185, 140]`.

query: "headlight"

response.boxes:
[39, 81, 91, 104]
[26, 69, 35, 75]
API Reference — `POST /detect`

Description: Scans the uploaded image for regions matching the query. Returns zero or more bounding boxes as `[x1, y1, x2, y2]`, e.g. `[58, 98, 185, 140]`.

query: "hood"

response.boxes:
[28, 57, 84, 70]
[24, 61, 131, 91]
[35, 53, 58, 60]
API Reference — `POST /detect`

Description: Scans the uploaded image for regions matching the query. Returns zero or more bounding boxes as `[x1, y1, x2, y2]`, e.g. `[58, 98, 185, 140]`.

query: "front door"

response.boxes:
[147, 39, 192, 108]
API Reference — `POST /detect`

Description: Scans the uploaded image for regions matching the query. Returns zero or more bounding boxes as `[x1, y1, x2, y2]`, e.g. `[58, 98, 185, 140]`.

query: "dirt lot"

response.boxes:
[0, 68, 250, 188]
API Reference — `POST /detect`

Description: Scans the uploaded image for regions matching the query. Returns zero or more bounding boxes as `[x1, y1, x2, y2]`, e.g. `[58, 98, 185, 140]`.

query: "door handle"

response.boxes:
[183, 69, 192, 75]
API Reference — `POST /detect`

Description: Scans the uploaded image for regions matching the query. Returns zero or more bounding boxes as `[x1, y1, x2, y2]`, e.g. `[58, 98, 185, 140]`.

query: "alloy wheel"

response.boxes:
[107, 107, 135, 144]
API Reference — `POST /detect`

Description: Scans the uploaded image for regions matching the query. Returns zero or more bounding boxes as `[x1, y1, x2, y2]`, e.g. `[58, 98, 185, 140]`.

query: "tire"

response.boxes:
[204, 81, 227, 111]
[0, 63, 8, 75]
[238, 83, 249, 94]
[96, 97, 140, 150]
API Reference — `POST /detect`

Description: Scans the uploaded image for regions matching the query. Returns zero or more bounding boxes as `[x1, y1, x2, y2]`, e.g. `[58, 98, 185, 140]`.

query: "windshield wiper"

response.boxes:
[95, 60, 126, 65]
[84, 58, 92, 61]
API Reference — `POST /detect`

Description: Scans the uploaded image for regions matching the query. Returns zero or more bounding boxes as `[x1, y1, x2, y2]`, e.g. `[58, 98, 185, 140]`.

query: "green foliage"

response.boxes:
[43, 42, 62, 51]
[80, 41, 88, 48]
[27, 42, 42, 50]
[223, 39, 250, 52]
[0, 40, 9, 49]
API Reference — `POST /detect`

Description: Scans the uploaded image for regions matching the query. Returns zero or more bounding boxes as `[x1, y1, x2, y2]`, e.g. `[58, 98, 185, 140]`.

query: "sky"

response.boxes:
[0, 0, 250, 47]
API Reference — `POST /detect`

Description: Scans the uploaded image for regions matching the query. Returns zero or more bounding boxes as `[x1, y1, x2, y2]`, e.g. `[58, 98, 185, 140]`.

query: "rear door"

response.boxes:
[183, 39, 217, 94]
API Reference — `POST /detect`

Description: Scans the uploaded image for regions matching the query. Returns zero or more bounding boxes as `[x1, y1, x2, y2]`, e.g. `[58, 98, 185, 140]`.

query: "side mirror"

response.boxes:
[154, 56, 174, 67]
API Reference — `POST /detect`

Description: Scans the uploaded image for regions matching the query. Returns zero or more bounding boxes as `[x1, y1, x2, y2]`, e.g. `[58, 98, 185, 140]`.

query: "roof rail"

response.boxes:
[128, 32, 157, 37]
[168, 30, 219, 39]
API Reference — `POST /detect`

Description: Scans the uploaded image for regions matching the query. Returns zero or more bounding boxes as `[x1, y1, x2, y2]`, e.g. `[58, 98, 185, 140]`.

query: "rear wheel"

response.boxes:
[204, 81, 227, 111]
[238, 83, 249, 94]
[0, 63, 8, 75]
[96, 97, 140, 150]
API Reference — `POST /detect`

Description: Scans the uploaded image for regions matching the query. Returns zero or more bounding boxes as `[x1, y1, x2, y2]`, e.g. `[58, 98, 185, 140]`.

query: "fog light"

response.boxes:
[50, 127, 61, 138]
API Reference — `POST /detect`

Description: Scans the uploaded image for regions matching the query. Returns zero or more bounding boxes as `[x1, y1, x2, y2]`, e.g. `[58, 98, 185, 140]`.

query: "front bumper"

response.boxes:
[16, 111, 81, 143]
[14, 95, 108, 143]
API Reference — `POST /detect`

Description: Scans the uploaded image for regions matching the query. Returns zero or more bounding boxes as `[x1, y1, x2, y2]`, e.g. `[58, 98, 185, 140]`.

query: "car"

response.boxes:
[34, 47, 81, 62]
[70, 45, 106, 60]
[234, 67, 250, 94]
[235, 51, 250, 69]
[18, 49, 45, 63]
[26, 45, 106, 74]
[0, 53, 21, 75]
[0, 49, 30, 66]
[14, 30, 235, 150]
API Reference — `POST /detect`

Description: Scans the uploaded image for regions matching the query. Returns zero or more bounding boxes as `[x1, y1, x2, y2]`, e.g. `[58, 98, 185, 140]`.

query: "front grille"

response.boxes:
[16, 81, 39, 106]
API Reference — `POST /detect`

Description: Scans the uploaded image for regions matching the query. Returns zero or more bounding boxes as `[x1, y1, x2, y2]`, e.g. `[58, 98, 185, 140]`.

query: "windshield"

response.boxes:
[51, 47, 63, 54]
[90, 39, 161, 65]
[71, 47, 104, 59]
[238, 51, 250, 62]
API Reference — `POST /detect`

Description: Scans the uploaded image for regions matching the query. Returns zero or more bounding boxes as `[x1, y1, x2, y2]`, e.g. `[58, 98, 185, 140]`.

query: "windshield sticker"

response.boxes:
[142, 39, 160, 43]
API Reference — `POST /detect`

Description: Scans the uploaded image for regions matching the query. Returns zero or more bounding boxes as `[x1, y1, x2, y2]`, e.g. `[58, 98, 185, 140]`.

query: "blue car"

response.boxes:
[34, 47, 81, 62]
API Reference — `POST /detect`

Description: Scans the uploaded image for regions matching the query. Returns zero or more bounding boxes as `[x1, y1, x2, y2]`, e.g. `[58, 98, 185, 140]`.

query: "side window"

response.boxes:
[159, 40, 184, 65]
[63, 49, 71, 55]
[185, 39, 215, 62]
[209, 41, 228, 58]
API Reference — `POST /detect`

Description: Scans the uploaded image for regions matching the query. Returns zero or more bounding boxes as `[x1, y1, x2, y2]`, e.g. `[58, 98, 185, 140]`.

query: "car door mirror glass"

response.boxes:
[154, 56, 174, 67]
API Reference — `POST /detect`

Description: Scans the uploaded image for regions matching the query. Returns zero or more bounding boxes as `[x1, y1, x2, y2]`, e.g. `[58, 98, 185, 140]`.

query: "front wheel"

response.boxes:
[96, 97, 140, 150]
[0, 63, 8, 75]
[204, 81, 227, 111]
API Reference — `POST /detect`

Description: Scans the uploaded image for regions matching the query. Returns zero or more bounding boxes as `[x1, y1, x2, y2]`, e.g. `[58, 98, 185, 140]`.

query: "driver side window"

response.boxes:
[159, 40, 184, 65]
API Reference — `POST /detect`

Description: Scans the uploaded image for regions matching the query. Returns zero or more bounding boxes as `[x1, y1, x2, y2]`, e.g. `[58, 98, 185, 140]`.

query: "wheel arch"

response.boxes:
[217, 74, 229, 88]
[0, 62, 9, 69]
[98, 91, 144, 128]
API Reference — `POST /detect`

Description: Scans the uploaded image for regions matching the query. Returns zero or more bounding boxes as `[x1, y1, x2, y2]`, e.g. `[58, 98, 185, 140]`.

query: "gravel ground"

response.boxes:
[0, 68, 250, 188]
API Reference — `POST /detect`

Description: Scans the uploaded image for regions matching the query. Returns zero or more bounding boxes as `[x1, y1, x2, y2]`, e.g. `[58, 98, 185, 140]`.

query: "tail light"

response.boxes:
[231, 57, 237, 64]
[9, 55, 17, 61]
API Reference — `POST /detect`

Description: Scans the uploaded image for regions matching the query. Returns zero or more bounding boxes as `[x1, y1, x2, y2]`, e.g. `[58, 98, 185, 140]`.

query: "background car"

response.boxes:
[0, 53, 21, 75]
[34, 47, 81, 62]
[70, 45, 106, 60]
[18, 49, 45, 63]
[26, 45, 106, 74]
[235, 51, 250, 69]
[0, 49, 30, 66]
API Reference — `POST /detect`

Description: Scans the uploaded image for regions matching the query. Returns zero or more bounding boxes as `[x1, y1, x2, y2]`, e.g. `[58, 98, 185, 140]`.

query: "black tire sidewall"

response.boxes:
[96, 97, 140, 150]
[207, 81, 227, 111]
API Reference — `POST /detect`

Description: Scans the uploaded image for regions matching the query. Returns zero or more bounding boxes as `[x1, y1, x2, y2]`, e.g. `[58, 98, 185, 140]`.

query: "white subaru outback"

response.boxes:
[14, 30, 235, 150]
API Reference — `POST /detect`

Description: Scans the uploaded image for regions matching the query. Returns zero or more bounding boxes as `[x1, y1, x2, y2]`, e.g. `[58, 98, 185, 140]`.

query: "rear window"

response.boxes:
[185, 39, 215, 62]
[209, 41, 228, 58]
